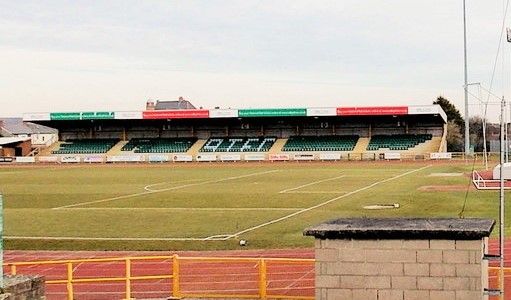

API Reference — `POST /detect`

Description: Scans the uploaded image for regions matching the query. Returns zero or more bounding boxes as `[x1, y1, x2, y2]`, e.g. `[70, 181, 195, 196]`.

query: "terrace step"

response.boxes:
[352, 137, 369, 153]
[268, 138, 287, 154]
[37, 141, 62, 156]
[107, 140, 130, 155]
[187, 139, 207, 156]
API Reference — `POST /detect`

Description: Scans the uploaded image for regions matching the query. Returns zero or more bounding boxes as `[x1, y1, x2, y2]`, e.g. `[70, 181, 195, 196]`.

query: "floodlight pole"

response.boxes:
[463, 0, 470, 155]
[500, 97, 506, 299]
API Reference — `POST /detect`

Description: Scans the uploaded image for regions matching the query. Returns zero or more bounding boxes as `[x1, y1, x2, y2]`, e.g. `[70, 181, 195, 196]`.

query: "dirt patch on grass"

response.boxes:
[418, 185, 471, 192]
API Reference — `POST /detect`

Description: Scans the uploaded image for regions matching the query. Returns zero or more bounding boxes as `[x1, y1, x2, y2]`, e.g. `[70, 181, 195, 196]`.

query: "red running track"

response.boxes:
[5, 249, 314, 300]
[6, 240, 511, 300]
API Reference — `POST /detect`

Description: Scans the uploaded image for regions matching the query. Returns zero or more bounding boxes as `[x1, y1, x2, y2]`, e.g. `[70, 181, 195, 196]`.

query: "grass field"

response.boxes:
[0, 161, 505, 251]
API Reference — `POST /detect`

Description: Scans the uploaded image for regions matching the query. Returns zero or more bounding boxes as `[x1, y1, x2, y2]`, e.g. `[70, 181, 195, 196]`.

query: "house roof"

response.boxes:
[154, 100, 196, 110]
[0, 118, 57, 135]
[0, 137, 30, 146]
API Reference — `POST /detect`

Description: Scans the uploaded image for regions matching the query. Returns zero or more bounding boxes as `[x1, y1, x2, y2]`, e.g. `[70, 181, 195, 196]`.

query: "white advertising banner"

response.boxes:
[430, 152, 452, 160]
[22, 112, 51, 121]
[244, 154, 266, 161]
[83, 156, 104, 163]
[408, 105, 447, 122]
[60, 156, 81, 163]
[293, 153, 315, 161]
[15, 157, 36, 163]
[269, 154, 290, 161]
[209, 109, 238, 118]
[306, 107, 337, 117]
[220, 154, 241, 161]
[319, 153, 342, 161]
[172, 154, 192, 162]
[38, 156, 59, 163]
[114, 111, 143, 119]
[148, 154, 170, 162]
[384, 152, 401, 160]
[106, 155, 144, 162]
[408, 105, 438, 115]
[196, 154, 217, 162]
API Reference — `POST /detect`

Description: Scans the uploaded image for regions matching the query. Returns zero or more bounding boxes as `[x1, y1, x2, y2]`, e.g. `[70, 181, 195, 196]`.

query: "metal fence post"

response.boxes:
[172, 255, 181, 298]
[125, 258, 131, 300]
[258, 259, 267, 300]
[66, 262, 74, 300]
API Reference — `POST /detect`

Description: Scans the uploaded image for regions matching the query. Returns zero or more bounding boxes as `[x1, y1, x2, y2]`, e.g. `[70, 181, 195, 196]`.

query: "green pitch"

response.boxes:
[0, 162, 503, 250]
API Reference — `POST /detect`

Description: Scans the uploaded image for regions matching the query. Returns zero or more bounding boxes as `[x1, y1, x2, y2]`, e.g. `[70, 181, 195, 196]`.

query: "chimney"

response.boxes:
[146, 99, 155, 111]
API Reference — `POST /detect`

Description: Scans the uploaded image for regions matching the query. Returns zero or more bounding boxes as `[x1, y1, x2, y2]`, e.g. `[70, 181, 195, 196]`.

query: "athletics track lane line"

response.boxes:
[223, 164, 432, 240]
[52, 169, 281, 210]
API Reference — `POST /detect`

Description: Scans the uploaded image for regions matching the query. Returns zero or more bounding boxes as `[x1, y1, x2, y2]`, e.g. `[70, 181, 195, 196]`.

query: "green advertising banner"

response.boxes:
[50, 112, 82, 120]
[50, 112, 114, 120]
[81, 112, 115, 120]
[238, 108, 307, 117]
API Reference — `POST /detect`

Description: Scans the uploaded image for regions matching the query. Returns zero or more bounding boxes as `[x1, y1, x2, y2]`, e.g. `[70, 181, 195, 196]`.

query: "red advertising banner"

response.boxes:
[337, 106, 408, 116]
[142, 110, 210, 119]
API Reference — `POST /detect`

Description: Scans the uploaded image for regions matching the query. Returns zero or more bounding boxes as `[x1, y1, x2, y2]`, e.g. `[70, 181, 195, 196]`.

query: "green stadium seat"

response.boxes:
[52, 139, 118, 154]
[366, 134, 432, 151]
[282, 135, 359, 152]
[122, 138, 198, 153]
[200, 137, 277, 152]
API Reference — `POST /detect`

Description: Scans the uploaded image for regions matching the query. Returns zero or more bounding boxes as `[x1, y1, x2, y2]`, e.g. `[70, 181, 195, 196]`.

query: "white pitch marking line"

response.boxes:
[143, 178, 205, 192]
[57, 207, 304, 211]
[224, 165, 432, 240]
[4, 236, 210, 241]
[283, 191, 347, 194]
[53, 169, 281, 210]
[279, 175, 346, 193]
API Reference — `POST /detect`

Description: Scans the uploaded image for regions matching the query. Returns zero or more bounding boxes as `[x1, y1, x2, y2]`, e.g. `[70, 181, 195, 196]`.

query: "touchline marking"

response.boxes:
[4, 236, 210, 241]
[279, 175, 346, 193]
[58, 207, 303, 211]
[225, 165, 432, 239]
[53, 169, 280, 210]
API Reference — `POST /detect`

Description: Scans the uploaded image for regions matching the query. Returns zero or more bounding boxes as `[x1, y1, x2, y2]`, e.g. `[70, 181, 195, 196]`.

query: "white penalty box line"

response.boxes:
[53, 169, 281, 210]
[224, 165, 432, 240]
[278, 174, 347, 194]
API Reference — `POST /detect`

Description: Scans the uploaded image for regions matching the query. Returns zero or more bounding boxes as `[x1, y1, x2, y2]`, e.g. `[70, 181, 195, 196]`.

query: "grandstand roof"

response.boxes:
[22, 105, 447, 123]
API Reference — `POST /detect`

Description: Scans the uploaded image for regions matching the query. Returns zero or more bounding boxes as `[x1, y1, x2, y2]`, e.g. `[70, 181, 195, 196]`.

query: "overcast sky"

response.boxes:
[0, 1, 509, 120]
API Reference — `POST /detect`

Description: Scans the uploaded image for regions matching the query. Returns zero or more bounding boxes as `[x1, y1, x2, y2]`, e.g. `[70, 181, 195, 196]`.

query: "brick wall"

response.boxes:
[315, 238, 487, 300]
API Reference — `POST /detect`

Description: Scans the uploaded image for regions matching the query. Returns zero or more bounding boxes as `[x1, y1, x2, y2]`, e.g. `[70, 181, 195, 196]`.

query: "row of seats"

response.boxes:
[122, 138, 197, 153]
[52, 139, 118, 154]
[366, 134, 432, 151]
[282, 135, 359, 152]
[51, 134, 434, 154]
[200, 137, 276, 152]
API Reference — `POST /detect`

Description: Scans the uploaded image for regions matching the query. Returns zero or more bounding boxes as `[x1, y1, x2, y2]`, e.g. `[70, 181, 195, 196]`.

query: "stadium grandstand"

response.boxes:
[18, 100, 447, 162]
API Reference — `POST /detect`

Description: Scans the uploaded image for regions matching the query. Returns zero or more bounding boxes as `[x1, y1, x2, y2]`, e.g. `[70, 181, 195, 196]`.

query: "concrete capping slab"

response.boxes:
[304, 218, 495, 240]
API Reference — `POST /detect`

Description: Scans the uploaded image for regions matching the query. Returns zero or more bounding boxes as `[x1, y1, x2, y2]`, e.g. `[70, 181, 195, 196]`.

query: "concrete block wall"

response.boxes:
[1, 275, 45, 300]
[315, 238, 487, 300]
[305, 218, 495, 300]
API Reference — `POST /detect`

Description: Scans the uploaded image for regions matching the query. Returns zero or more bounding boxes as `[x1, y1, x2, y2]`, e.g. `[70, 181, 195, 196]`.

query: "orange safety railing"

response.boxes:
[5, 255, 315, 300]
